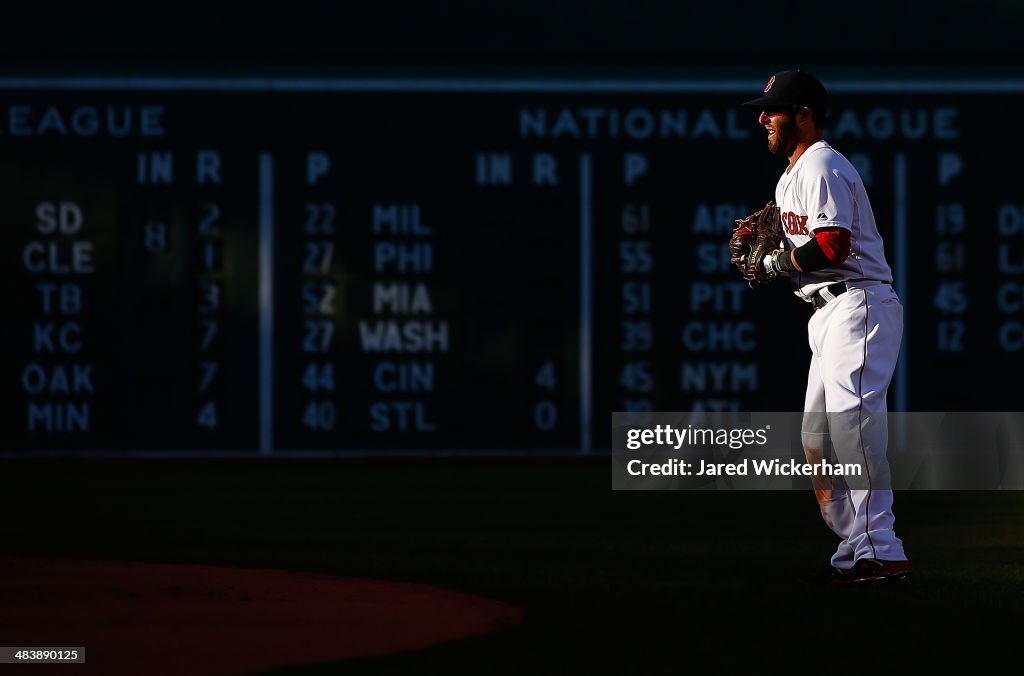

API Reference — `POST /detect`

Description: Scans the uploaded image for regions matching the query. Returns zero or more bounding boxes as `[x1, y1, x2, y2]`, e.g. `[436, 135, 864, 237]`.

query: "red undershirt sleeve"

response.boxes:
[813, 227, 851, 266]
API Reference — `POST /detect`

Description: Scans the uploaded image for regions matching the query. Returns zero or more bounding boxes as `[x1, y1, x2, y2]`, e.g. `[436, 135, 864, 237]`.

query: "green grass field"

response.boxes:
[2, 459, 1022, 674]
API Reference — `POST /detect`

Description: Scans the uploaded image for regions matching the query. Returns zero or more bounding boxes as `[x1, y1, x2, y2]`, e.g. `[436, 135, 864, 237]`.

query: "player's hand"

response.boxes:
[762, 249, 791, 279]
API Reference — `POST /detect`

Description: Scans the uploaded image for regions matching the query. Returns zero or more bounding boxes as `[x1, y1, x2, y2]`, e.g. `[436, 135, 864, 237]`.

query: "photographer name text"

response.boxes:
[626, 458, 862, 477]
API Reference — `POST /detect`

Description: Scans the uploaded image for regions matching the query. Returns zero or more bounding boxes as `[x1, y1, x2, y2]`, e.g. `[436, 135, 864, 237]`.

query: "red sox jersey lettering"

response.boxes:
[782, 212, 809, 235]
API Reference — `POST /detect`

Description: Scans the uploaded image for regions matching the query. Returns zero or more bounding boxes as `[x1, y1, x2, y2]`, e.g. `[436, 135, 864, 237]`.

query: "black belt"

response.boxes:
[812, 282, 850, 310]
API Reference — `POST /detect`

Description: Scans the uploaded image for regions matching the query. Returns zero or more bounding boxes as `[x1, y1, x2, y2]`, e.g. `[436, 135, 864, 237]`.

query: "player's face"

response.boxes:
[758, 109, 799, 157]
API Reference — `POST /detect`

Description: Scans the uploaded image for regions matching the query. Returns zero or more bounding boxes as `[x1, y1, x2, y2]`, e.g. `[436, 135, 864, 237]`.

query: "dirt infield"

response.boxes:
[0, 556, 523, 674]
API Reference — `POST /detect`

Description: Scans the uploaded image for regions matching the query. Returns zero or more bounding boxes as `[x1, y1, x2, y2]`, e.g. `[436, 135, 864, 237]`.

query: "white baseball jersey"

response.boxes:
[773, 140, 892, 300]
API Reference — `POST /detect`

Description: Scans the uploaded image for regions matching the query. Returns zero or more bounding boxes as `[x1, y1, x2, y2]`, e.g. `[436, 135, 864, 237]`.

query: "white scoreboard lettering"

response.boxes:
[1, 83, 1018, 454]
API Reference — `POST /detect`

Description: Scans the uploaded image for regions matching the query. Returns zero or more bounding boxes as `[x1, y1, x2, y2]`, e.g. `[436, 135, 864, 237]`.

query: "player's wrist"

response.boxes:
[762, 249, 795, 278]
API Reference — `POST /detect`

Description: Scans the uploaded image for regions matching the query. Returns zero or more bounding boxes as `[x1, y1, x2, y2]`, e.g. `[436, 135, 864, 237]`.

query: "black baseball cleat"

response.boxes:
[831, 559, 912, 586]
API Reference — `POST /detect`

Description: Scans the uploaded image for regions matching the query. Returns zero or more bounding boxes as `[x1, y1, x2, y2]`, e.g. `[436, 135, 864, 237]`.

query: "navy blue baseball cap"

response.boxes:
[741, 70, 828, 120]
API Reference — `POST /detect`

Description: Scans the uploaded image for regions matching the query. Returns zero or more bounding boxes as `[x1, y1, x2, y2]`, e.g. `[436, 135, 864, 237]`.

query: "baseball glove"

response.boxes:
[729, 201, 782, 287]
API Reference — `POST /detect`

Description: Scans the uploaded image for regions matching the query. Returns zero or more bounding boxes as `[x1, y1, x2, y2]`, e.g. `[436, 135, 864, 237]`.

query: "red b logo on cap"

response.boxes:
[764, 75, 775, 93]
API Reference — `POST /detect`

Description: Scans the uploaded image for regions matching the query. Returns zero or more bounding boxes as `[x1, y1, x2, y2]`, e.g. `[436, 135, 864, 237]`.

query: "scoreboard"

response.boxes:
[1, 77, 1021, 455]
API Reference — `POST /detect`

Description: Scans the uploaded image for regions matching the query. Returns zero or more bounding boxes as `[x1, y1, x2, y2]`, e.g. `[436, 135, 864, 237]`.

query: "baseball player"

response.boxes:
[733, 70, 911, 584]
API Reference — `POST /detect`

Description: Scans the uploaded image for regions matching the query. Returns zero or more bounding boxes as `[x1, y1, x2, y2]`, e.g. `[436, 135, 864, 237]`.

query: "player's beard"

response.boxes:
[768, 116, 799, 157]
